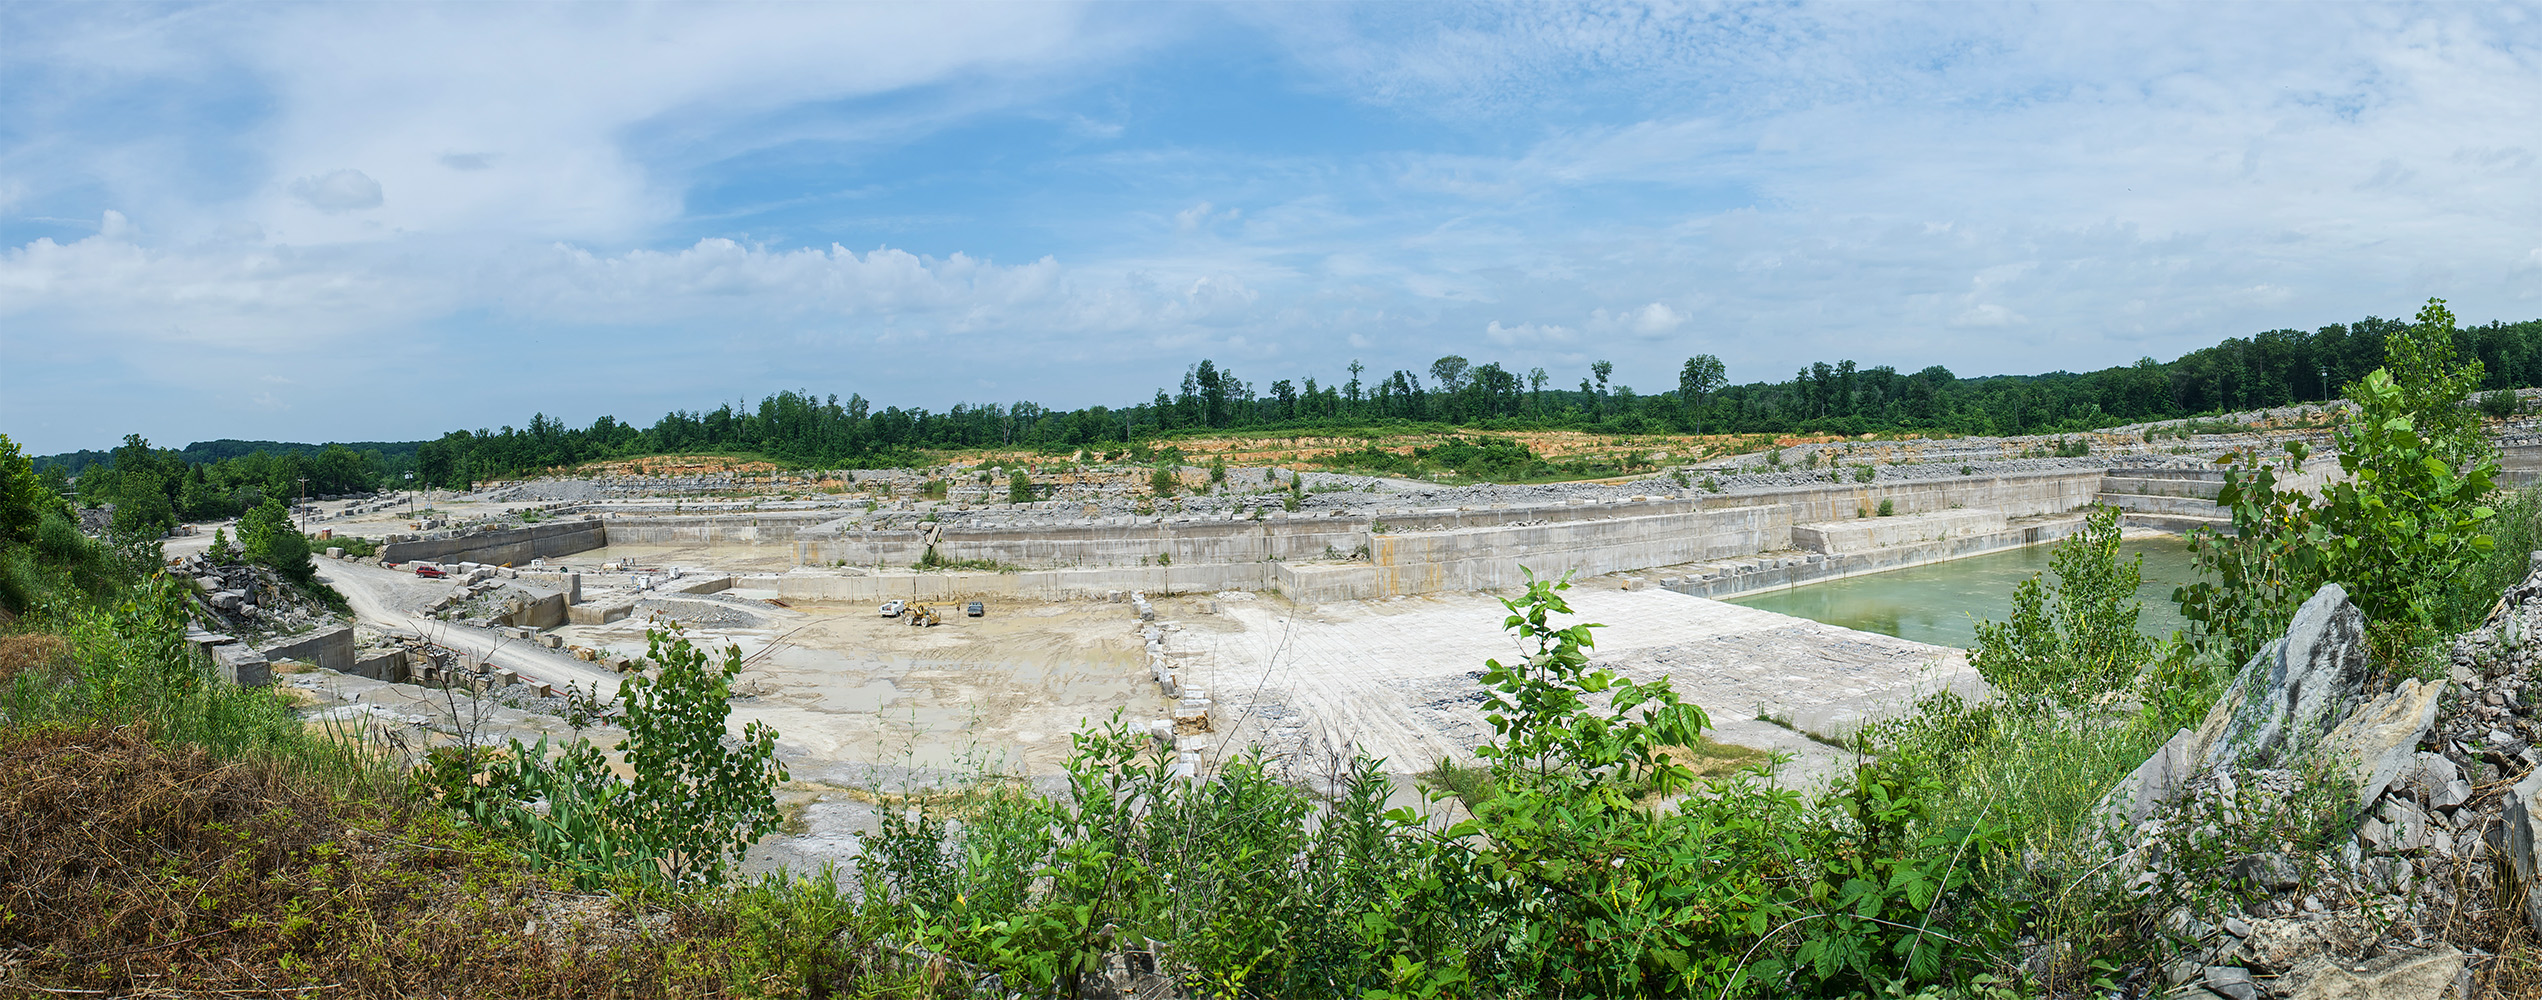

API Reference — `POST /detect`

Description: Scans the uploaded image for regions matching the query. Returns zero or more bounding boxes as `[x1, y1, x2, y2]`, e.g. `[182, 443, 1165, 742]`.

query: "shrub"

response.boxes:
[1877, 498, 1896, 517]
[2481, 388, 2522, 420]
[1972, 506, 2151, 707]
[427, 624, 786, 888]
[2180, 299, 2500, 659]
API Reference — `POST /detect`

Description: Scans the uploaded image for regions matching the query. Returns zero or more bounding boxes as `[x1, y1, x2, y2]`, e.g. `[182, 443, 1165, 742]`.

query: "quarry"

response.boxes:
[186, 408, 2542, 872]
[34, 383, 2542, 996]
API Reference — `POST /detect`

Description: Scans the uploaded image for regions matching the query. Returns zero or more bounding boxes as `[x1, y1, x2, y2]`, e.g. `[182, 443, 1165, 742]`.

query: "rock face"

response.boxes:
[2322, 678, 2445, 814]
[2199, 584, 2373, 771]
[2103, 584, 2380, 833]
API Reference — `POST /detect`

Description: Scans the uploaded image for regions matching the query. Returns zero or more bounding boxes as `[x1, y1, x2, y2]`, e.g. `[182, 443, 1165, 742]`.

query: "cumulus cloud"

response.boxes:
[6, 3, 2542, 452]
[288, 169, 384, 213]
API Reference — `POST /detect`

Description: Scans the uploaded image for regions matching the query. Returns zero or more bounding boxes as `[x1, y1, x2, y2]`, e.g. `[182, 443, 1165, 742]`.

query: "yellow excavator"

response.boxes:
[905, 603, 942, 627]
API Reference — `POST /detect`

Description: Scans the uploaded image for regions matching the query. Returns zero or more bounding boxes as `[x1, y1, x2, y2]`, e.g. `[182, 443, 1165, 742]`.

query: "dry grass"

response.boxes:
[0, 634, 69, 685]
[0, 724, 760, 998]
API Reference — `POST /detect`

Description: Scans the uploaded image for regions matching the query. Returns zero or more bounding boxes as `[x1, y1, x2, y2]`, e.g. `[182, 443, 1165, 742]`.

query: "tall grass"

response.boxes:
[2443, 483, 2542, 629]
[1, 572, 390, 793]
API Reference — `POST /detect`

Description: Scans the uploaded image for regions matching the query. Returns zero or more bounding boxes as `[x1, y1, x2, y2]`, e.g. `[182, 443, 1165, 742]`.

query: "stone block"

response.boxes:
[2323, 677, 2443, 815]
[212, 644, 270, 688]
[2281, 945, 2462, 1000]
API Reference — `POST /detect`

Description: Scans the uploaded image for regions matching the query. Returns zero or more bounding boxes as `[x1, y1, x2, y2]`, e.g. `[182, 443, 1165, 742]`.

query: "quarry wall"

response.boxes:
[773, 469, 2119, 604]
[379, 519, 607, 567]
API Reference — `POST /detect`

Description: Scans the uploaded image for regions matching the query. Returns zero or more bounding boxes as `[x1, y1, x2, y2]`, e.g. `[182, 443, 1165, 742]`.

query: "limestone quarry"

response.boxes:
[184, 408, 2542, 879]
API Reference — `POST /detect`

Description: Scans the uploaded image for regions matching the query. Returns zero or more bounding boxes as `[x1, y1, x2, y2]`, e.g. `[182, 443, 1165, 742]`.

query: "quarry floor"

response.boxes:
[291, 489, 1987, 876]
[517, 574, 1965, 873]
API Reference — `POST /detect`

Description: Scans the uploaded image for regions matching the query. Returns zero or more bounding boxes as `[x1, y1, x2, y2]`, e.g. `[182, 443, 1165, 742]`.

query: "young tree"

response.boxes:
[0, 433, 72, 546]
[238, 496, 313, 581]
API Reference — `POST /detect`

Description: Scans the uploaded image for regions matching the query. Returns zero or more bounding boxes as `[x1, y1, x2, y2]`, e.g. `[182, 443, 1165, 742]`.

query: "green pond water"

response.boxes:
[1726, 537, 2202, 651]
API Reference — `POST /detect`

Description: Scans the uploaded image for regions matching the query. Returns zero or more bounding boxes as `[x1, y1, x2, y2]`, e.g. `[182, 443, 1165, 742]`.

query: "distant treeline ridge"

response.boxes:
[38, 310, 2542, 512]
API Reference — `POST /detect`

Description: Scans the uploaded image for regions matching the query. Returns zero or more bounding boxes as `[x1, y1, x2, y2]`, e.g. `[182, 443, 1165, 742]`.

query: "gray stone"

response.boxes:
[2201, 584, 2372, 771]
[2282, 946, 2463, 1000]
[2503, 768, 2542, 933]
[2103, 726, 2199, 830]
[2396, 752, 2469, 810]
[211, 644, 270, 688]
[2323, 678, 2444, 815]
[2202, 965, 2259, 1000]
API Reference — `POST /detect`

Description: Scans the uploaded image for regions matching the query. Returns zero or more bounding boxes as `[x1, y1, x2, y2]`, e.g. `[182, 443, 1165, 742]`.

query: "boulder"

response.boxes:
[2503, 768, 2542, 933]
[2322, 678, 2444, 815]
[2100, 584, 2373, 834]
[2199, 584, 2372, 771]
[2281, 945, 2463, 1000]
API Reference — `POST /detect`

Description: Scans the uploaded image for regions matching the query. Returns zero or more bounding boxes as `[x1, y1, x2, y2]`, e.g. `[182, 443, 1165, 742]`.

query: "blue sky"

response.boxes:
[4, 2, 2540, 454]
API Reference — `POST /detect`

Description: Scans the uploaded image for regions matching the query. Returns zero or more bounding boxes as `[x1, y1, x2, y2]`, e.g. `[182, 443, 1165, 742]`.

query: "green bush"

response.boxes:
[238, 497, 314, 582]
[1972, 506, 2151, 707]
[2180, 299, 2501, 660]
[2481, 388, 2523, 420]
[1853, 464, 1876, 483]
[426, 624, 786, 888]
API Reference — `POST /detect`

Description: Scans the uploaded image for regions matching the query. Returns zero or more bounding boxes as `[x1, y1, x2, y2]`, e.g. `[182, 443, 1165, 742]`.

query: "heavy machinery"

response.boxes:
[905, 603, 942, 627]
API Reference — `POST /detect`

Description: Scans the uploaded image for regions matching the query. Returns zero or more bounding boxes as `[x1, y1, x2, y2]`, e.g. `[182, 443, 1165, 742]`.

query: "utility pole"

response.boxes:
[296, 476, 310, 532]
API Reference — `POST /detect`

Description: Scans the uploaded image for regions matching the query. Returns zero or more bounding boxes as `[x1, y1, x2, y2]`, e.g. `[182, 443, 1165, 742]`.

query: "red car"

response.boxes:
[413, 565, 447, 579]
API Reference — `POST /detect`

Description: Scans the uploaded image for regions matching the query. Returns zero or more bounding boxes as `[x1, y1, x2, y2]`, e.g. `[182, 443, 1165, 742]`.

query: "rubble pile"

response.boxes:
[166, 550, 339, 641]
[2102, 572, 2542, 999]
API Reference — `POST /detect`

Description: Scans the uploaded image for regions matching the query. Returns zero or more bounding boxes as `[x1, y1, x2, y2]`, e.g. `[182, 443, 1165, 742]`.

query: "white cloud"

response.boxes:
[289, 170, 385, 213]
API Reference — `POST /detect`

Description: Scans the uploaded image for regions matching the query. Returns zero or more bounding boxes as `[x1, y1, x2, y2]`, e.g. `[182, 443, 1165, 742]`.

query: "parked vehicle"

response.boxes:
[414, 564, 447, 579]
[880, 599, 906, 618]
[966, 601, 985, 617]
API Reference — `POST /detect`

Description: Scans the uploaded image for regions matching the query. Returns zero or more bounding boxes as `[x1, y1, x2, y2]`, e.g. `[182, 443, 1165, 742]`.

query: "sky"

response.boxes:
[3, 2, 2540, 455]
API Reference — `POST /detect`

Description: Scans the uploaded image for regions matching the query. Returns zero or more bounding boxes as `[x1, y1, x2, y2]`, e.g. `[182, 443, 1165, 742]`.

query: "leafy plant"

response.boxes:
[2179, 299, 2500, 659]
[426, 624, 786, 887]
[1972, 506, 2151, 707]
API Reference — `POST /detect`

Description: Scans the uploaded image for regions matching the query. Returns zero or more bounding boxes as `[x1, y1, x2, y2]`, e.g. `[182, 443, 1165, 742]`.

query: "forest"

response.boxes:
[38, 309, 2542, 505]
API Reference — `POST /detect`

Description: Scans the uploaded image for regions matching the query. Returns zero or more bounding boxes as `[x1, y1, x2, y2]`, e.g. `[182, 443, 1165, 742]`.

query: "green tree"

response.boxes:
[1008, 469, 1034, 504]
[1971, 506, 2151, 706]
[430, 626, 786, 888]
[0, 433, 72, 546]
[2180, 298, 2501, 658]
[1678, 354, 1728, 434]
[237, 496, 313, 581]
[1428, 355, 1472, 394]
[108, 469, 177, 541]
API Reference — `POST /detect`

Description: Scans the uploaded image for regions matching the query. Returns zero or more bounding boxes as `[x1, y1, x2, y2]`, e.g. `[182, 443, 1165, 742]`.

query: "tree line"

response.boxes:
[37, 308, 2542, 498]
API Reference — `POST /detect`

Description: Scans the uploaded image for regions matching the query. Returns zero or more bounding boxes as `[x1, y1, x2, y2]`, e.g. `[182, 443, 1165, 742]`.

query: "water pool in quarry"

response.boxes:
[1728, 535, 2202, 650]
